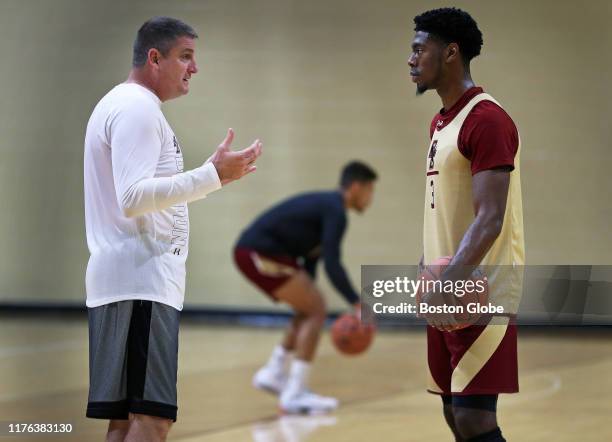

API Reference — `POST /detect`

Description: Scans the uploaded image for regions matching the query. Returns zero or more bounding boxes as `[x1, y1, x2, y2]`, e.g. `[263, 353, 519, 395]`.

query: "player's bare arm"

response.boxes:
[445, 168, 510, 274]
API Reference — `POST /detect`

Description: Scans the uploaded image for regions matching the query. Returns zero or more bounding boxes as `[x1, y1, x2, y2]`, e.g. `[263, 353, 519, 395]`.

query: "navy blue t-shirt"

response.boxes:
[236, 191, 359, 305]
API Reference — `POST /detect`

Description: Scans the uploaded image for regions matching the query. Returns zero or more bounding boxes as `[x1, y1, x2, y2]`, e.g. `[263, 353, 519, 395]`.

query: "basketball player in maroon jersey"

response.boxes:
[409, 8, 525, 442]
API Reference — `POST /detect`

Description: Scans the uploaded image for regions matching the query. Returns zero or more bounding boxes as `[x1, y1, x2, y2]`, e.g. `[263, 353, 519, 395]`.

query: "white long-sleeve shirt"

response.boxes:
[84, 83, 221, 310]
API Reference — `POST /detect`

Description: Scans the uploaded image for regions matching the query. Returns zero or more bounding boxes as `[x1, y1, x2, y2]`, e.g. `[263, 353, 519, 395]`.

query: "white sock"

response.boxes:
[283, 359, 311, 397]
[266, 345, 291, 373]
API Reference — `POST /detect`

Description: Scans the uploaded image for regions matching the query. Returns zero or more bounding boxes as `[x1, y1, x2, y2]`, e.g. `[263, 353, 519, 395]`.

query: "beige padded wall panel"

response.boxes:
[0, 0, 610, 306]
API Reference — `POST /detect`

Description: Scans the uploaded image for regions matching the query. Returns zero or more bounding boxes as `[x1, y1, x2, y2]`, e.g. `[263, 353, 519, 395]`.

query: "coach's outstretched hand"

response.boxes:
[209, 128, 263, 186]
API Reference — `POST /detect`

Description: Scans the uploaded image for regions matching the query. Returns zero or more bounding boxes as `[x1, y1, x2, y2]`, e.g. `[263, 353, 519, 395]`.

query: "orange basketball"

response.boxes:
[331, 313, 375, 355]
[416, 256, 489, 330]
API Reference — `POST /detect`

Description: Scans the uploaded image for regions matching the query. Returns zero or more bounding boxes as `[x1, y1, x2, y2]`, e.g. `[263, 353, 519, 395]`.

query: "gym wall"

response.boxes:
[0, 0, 609, 310]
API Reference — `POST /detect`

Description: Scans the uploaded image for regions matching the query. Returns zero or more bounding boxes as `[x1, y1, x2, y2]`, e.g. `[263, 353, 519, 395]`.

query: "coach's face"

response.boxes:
[408, 31, 443, 95]
[156, 36, 198, 101]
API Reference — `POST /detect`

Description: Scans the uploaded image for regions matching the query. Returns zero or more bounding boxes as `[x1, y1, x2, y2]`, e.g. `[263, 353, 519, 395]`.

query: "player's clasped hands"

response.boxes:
[209, 128, 263, 185]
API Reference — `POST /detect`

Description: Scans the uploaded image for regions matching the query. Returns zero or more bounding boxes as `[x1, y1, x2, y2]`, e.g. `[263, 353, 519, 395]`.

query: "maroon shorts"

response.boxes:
[233, 247, 300, 301]
[427, 315, 518, 396]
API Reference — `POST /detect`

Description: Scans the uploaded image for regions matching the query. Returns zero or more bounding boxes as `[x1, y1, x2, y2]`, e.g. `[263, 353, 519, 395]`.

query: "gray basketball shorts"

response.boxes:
[86, 300, 180, 421]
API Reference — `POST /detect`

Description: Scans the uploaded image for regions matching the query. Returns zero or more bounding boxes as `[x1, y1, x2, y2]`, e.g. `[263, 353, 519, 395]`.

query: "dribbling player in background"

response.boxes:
[408, 8, 524, 442]
[234, 161, 377, 414]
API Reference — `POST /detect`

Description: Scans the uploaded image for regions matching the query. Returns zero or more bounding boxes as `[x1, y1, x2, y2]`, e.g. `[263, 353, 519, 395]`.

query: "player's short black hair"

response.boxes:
[340, 161, 378, 189]
[414, 8, 483, 64]
[132, 17, 198, 67]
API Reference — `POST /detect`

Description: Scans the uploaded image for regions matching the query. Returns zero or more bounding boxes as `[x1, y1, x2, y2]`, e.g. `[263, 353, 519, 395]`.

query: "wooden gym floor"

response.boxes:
[0, 316, 610, 441]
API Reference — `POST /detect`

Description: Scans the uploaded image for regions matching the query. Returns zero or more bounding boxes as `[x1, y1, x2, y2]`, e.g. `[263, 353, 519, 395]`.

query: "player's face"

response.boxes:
[408, 31, 443, 95]
[353, 181, 375, 213]
[157, 36, 198, 101]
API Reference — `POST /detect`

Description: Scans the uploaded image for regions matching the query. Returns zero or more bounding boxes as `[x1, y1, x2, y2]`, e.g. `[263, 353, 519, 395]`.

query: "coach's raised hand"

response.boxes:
[209, 128, 263, 186]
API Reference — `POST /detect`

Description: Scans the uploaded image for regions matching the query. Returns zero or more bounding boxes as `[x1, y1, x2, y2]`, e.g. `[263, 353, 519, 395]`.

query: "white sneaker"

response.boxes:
[279, 390, 339, 415]
[253, 365, 287, 396]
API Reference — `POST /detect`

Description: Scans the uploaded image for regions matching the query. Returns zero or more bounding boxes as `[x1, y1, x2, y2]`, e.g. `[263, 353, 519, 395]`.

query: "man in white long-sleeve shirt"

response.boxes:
[84, 17, 262, 442]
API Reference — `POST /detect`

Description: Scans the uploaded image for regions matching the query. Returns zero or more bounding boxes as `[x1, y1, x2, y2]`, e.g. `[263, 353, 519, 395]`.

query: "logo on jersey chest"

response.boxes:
[428, 140, 438, 170]
[172, 135, 184, 173]
[173, 135, 181, 154]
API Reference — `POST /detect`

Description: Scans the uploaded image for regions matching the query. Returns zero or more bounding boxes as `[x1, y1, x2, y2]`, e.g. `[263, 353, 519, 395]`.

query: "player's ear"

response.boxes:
[445, 43, 460, 63]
